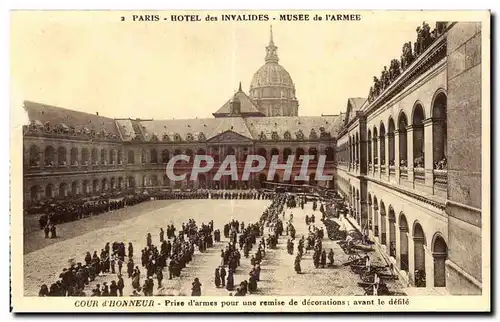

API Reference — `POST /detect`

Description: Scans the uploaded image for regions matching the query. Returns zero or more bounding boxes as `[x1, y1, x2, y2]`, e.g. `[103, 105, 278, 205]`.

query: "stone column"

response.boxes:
[408, 236, 415, 285]
[385, 134, 390, 181]
[424, 245, 434, 289]
[361, 201, 368, 231]
[379, 135, 385, 179]
[406, 126, 415, 184]
[423, 118, 435, 189]
[386, 215, 392, 256]
[394, 130, 401, 182]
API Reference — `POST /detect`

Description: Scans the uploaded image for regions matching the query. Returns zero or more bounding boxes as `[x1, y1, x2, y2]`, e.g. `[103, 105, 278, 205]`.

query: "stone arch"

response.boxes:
[432, 91, 448, 164]
[82, 180, 89, 195]
[128, 150, 135, 164]
[109, 149, 116, 165]
[59, 182, 68, 197]
[70, 147, 79, 165]
[92, 179, 99, 193]
[295, 147, 305, 161]
[388, 206, 397, 257]
[150, 149, 158, 164]
[128, 176, 135, 188]
[257, 148, 267, 159]
[81, 148, 90, 165]
[398, 111, 409, 165]
[161, 150, 170, 163]
[283, 147, 293, 161]
[379, 122, 386, 165]
[399, 213, 409, 271]
[45, 184, 53, 199]
[91, 148, 98, 164]
[270, 148, 280, 161]
[431, 232, 448, 287]
[71, 181, 79, 196]
[100, 148, 107, 165]
[31, 185, 42, 201]
[308, 147, 318, 162]
[44, 146, 56, 166]
[29, 145, 40, 166]
[101, 178, 108, 192]
[57, 146, 67, 166]
[388, 117, 396, 166]
[412, 103, 426, 167]
[412, 221, 427, 287]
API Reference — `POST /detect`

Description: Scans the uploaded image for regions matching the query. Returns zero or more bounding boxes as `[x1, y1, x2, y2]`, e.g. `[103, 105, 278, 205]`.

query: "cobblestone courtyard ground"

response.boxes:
[24, 199, 405, 296]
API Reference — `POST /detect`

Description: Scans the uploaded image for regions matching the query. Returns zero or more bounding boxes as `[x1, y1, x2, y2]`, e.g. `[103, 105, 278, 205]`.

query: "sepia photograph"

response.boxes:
[9, 10, 490, 312]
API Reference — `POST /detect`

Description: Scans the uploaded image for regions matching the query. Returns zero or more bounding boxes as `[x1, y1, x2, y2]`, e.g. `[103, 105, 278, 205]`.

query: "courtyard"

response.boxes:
[24, 198, 405, 296]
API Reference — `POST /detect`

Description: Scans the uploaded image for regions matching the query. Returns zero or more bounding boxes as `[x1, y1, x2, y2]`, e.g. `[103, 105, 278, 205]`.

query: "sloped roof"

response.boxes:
[136, 117, 253, 142]
[346, 97, 367, 124]
[213, 90, 263, 117]
[245, 116, 343, 141]
[24, 101, 119, 136]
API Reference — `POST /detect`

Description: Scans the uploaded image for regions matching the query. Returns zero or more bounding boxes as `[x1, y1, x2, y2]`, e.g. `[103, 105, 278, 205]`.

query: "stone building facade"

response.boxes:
[23, 28, 340, 206]
[335, 22, 482, 295]
[21, 23, 483, 296]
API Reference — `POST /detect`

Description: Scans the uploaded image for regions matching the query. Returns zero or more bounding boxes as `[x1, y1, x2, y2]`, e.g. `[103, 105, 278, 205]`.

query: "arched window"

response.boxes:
[100, 149, 107, 165]
[257, 148, 267, 159]
[31, 185, 42, 201]
[44, 146, 56, 167]
[412, 104, 425, 168]
[161, 150, 170, 163]
[141, 150, 146, 164]
[45, 184, 53, 199]
[91, 148, 98, 164]
[82, 180, 89, 195]
[70, 147, 79, 165]
[59, 182, 68, 197]
[308, 147, 318, 162]
[379, 123, 386, 166]
[81, 148, 90, 165]
[117, 150, 123, 164]
[57, 147, 67, 166]
[432, 92, 447, 168]
[150, 149, 158, 164]
[128, 150, 135, 164]
[109, 149, 116, 165]
[388, 118, 396, 166]
[29, 145, 40, 166]
[283, 148, 292, 161]
[398, 112, 408, 166]
[71, 181, 78, 196]
[271, 148, 279, 161]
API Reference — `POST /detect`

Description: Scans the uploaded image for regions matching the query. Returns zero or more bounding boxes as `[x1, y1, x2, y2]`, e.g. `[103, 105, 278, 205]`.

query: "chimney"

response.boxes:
[96, 112, 99, 116]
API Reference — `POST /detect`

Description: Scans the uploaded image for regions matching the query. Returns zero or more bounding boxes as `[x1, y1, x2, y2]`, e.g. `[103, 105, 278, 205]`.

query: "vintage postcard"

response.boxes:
[10, 10, 491, 313]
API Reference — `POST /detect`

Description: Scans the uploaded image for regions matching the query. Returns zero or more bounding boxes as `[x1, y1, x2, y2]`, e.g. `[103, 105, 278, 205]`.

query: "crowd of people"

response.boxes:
[154, 190, 276, 201]
[35, 187, 393, 297]
[36, 194, 152, 238]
